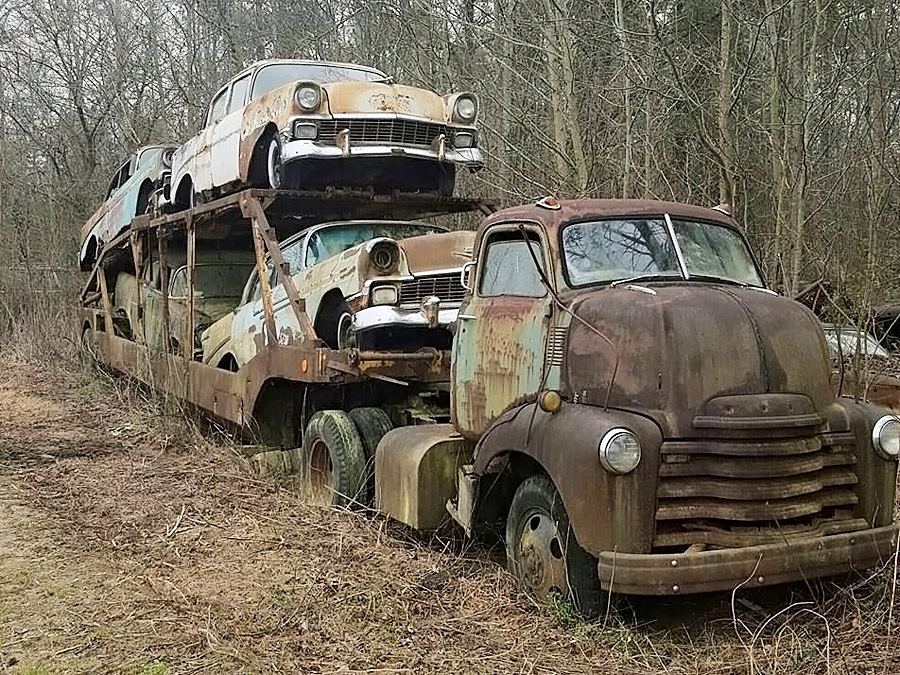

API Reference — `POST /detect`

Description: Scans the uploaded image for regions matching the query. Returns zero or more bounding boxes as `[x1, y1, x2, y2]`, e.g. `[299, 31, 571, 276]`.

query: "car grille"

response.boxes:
[654, 416, 864, 550]
[318, 118, 455, 148]
[399, 273, 467, 306]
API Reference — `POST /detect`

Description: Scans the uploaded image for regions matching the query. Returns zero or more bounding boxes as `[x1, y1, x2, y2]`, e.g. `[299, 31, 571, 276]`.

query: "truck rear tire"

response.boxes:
[505, 474, 608, 619]
[300, 410, 366, 508]
[348, 407, 393, 504]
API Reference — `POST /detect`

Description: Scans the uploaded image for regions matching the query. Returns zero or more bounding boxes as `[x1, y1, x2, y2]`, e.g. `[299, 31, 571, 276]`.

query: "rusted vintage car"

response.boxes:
[169, 59, 483, 208]
[200, 220, 474, 369]
[113, 248, 255, 355]
[80, 145, 177, 271]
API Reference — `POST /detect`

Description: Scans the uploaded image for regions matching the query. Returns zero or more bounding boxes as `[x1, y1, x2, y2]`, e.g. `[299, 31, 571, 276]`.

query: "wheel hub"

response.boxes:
[517, 511, 569, 599]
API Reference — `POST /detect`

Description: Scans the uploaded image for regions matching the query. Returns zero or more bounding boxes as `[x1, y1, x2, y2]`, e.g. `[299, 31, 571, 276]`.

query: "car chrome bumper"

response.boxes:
[598, 524, 899, 595]
[280, 139, 484, 169]
[352, 305, 459, 332]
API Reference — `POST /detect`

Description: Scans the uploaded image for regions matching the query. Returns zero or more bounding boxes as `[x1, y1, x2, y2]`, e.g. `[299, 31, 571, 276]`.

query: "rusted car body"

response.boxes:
[80, 145, 177, 271]
[376, 197, 900, 613]
[200, 220, 475, 369]
[114, 248, 254, 354]
[169, 59, 483, 208]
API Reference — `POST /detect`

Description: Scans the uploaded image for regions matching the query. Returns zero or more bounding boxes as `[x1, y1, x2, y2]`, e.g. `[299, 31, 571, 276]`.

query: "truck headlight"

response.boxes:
[371, 284, 398, 306]
[873, 415, 900, 459]
[454, 95, 477, 121]
[599, 428, 641, 474]
[294, 83, 321, 111]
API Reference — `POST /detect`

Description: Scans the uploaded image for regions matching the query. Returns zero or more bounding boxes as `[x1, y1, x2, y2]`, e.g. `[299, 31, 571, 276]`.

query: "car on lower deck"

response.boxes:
[168, 59, 483, 209]
[80, 145, 177, 271]
[200, 220, 475, 370]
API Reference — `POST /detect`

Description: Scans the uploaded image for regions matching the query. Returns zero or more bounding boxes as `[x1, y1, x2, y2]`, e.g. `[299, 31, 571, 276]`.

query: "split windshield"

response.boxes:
[301, 223, 445, 267]
[251, 63, 386, 100]
[561, 217, 763, 288]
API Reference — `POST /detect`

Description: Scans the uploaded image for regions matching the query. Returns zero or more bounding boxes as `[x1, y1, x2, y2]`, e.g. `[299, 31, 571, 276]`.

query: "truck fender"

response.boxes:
[470, 402, 663, 557]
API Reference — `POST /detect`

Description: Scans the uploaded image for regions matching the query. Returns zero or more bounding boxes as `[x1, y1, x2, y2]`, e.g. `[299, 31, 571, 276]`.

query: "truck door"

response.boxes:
[452, 225, 553, 438]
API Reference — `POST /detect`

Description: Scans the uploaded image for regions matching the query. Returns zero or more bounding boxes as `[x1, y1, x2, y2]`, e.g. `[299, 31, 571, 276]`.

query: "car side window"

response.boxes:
[228, 75, 250, 114]
[208, 87, 229, 126]
[479, 231, 547, 298]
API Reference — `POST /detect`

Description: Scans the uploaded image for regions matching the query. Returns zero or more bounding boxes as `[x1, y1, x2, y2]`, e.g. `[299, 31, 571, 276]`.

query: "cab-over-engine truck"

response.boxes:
[78, 190, 900, 618]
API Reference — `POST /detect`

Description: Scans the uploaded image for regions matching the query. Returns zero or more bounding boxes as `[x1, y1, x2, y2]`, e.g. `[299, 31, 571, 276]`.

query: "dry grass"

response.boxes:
[0, 352, 899, 673]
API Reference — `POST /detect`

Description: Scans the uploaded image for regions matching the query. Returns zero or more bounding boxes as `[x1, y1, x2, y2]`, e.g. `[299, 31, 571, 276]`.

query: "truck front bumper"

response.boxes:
[598, 524, 899, 595]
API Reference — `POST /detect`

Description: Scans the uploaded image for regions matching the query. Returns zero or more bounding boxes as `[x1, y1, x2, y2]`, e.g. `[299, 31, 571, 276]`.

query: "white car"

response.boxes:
[169, 59, 483, 208]
[200, 220, 475, 370]
[821, 322, 890, 360]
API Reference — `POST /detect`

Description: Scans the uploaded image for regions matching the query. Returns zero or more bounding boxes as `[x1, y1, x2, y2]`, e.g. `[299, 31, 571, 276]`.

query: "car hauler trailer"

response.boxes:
[78, 192, 900, 618]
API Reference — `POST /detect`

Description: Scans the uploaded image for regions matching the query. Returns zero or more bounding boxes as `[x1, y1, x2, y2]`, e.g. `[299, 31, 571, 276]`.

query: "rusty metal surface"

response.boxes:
[598, 523, 899, 595]
[399, 230, 474, 274]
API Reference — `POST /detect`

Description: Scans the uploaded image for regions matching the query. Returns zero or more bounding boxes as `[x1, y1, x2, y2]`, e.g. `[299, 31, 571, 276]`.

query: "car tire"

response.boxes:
[267, 135, 284, 190]
[506, 474, 609, 619]
[348, 407, 393, 505]
[299, 410, 366, 508]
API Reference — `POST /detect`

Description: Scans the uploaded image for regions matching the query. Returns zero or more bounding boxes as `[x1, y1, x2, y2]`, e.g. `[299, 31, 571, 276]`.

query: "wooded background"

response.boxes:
[0, 0, 897, 345]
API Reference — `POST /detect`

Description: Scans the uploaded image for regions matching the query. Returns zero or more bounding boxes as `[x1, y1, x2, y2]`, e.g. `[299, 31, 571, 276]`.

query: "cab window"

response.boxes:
[479, 230, 547, 297]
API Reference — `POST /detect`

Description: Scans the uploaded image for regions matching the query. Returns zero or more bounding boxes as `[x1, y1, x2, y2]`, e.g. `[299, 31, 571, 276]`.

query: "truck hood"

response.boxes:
[322, 81, 446, 120]
[565, 284, 836, 437]
[399, 231, 475, 275]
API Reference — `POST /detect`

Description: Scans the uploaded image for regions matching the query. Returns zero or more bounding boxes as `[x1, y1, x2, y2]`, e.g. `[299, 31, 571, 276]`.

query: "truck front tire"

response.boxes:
[505, 474, 608, 618]
[300, 410, 366, 508]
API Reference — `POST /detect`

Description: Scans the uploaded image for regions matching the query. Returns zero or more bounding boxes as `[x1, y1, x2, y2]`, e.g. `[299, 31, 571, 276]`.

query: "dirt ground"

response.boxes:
[2, 355, 900, 674]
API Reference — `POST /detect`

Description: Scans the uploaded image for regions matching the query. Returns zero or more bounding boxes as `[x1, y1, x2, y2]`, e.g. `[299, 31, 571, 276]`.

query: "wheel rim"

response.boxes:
[267, 138, 282, 189]
[336, 312, 355, 350]
[514, 507, 570, 600]
[307, 438, 333, 506]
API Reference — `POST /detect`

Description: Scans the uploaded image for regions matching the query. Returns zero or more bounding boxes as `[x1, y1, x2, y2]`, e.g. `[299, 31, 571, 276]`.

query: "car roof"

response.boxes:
[228, 59, 388, 82]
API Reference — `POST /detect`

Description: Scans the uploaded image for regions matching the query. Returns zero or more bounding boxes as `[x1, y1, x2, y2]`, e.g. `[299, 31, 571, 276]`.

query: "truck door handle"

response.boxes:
[458, 314, 476, 321]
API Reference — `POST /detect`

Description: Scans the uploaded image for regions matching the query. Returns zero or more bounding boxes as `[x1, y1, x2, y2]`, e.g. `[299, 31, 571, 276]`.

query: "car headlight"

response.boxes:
[371, 284, 398, 306]
[599, 428, 641, 474]
[294, 83, 321, 111]
[454, 95, 477, 121]
[453, 131, 476, 149]
[872, 415, 900, 459]
[368, 240, 399, 275]
[293, 121, 318, 140]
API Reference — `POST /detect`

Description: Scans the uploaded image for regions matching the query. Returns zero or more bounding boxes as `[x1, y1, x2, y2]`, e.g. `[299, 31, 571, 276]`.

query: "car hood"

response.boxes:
[321, 81, 446, 120]
[399, 231, 475, 275]
[565, 284, 836, 437]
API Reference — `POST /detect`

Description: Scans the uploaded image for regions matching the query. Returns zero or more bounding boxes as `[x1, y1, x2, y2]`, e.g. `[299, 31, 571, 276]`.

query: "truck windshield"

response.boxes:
[561, 218, 763, 288]
[251, 63, 386, 100]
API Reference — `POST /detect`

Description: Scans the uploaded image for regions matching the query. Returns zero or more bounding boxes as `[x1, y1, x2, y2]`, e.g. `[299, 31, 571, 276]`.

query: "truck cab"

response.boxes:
[376, 197, 900, 616]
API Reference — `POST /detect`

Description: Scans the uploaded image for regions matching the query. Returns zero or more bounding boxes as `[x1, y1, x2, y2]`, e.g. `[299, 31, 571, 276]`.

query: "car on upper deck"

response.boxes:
[79, 145, 177, 271]
[169, 59, 483, 209]
[200, 219, 475, 370]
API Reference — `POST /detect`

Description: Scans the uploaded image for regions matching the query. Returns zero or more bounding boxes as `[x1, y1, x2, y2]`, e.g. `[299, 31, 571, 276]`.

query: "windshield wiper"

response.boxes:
[686, 274, 749, 287]
[609, 272, 683, 288]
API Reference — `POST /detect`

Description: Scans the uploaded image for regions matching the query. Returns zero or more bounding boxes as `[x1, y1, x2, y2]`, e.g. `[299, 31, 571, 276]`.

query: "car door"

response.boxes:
[452, 225, 554, 438]
[210, 73, 251, 188]
[191, 85, 231, 193]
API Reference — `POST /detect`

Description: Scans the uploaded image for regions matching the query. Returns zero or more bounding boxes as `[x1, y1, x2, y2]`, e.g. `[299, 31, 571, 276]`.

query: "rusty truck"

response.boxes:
[78, 190, 900, 617]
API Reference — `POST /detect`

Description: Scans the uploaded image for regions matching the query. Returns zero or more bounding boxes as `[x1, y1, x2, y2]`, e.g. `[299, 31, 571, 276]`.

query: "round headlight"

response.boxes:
[369, 241, 399, 275]
[294, 83, 321, 111]
[599, 428, 641, 474]
[873, 415, 900, 459]
[454, 95, 477, 121]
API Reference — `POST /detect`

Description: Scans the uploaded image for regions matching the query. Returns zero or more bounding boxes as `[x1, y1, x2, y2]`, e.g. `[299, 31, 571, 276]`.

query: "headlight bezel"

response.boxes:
[294, 82, 322, 112]
[598, 428, 642, 475]
[872, 415, 900, 460]
[453, 94, 478, 122]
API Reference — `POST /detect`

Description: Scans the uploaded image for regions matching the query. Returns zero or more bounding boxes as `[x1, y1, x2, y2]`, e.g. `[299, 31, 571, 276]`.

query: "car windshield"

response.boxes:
[303, 223, 445, 267]
[170, 264, 256, 298]
[561, 217, 763, 288]
[251, 63, 386, 100]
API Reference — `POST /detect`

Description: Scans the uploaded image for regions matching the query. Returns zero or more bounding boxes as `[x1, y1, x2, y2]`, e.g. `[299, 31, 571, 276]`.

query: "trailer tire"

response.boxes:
[300, 410, 366, 508]
[80, 325, 97, 368]
[348, 407, 393, 504]
[505, 474, 608, 619]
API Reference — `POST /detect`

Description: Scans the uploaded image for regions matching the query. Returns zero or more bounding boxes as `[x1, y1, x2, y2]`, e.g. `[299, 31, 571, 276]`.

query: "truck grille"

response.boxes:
[654, 426, 864, 550]
[319, 118, 453, 148]
[399, 273, 467, 306]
